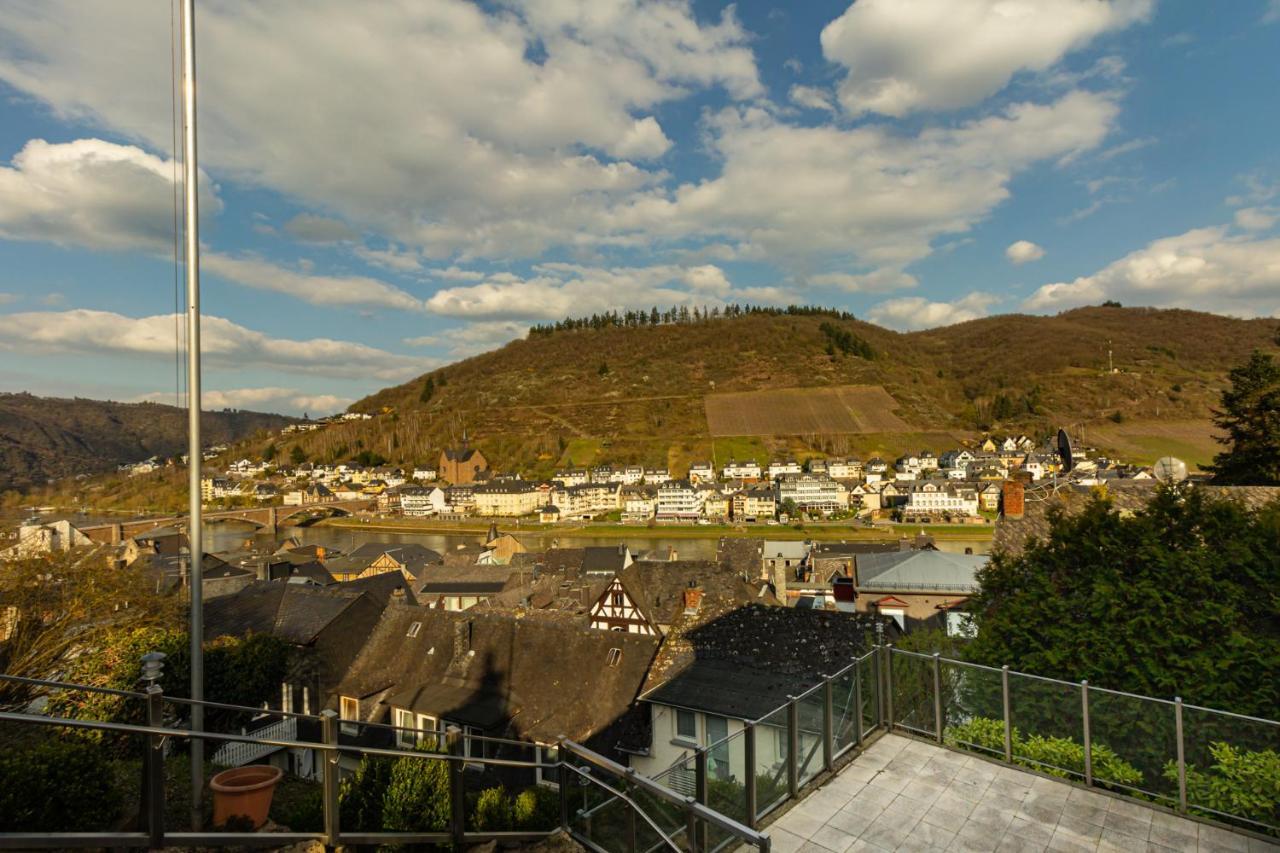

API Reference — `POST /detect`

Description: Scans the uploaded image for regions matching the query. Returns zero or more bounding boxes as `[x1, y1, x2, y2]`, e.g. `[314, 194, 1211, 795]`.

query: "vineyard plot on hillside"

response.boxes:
[704, 386, 912, 436]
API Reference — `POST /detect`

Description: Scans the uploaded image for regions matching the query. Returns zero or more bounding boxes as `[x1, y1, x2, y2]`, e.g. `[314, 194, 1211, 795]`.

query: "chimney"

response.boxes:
[392, 587, 405, 600]
[1002, 480, 1025, 520]
[667, 545, 677, 561]
[683, 581, 703, 613]
[317, 546, 326, 561]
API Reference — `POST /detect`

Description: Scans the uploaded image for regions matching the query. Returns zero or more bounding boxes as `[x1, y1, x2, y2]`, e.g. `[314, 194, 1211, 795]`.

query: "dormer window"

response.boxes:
[406, 621, 421, 638]
[606, 648, 622, 667]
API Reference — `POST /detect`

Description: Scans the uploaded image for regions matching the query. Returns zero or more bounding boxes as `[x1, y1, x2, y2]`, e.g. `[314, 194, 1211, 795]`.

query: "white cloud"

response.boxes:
[867, 292, 1001, 330]
[284, 213, 357, 243]
[0, 137, 219, 251]
[1234, 207, 1277, 231]
[425, 262, 754, 321]
[1023, 225, 1280, 316]
[136, 386, 352, 416]
[203, 253, 424, 312]
[615, 91, 1118, 267]
[1005, 240, 1046, 264]
[406, 320, 530, 357]
[0, 0, 758, 258]
[0, 309, 429, 381]
[809, 269, 918, 292]
[354, 245, 424, 273]
[0, 292, 18, 305]
[819, 0, 1151, 116]
[1265, 0, 1280, 24]
[788, 85, 835, 112]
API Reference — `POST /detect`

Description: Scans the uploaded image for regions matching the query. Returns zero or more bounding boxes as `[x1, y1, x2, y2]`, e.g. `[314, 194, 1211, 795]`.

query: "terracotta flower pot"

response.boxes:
[209, 764, 283, 829]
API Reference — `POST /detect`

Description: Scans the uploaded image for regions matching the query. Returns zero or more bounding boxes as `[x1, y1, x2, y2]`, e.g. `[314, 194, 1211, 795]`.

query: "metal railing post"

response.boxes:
[853, 660, 864, 746]
[624, 770, 637, 853]
[685, 796, 699, 853]
[786, 698, 799, 797]
[822, 678, 834, 771]
[743, 722, 758, 828]
[1001, 665, 1012, 762]
[321, 710, 340, 847]
[1081, 680, 1092, 787]
[1175, 697, 1187, 813]
[694, 749, 708, 851]
[558, 737, 570, 832]
[932, 653, 943, 743]
[885, 645, 895, 731]
[145, 684, 165, 848]
[448, 725, 466, 845]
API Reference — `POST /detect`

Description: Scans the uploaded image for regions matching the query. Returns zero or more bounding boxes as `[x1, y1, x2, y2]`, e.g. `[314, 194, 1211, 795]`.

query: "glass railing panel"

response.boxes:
[1081, 688, 1167, 805]
[1006, 672, 1085, 782]
[1180, 705, 1280, 834]
[862, 653, 881, 734]
[889, 650, 935, 736]
[704, 730, 748, 852]
[568, 777, 628, 853]
[940, 660, 1005, 760]
[796, 689, 826, 786]
[753, 706, 790, 821]
[831, 666, 859, 755]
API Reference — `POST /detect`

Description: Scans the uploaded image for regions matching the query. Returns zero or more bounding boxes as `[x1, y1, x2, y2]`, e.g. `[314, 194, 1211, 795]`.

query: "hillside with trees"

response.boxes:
[0, 394, 295, 493]
[276, 306, 1276, 477]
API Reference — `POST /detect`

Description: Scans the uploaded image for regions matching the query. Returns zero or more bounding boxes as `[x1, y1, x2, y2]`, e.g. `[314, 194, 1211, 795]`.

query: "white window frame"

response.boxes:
[394, 707, 416, 748]
[417, 714, 441, 749]
[674, 708, 697, 743]
[280, 682, 293, 714]
[536, 743, 560, 787]
[339, 695, 360, 735]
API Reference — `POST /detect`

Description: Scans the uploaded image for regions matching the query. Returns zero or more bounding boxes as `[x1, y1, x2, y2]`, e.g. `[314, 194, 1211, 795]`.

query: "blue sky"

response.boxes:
[1, 0, 1278, 415]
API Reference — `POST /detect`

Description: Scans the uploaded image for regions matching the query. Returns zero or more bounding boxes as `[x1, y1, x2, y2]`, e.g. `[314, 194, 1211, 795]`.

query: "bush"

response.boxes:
[0, 733, 124, 831]
[381, 751, 450, 833]
[273, 778, 324, 832]
[1166, 742, 1280, 824]
[945, 717, 1143, 792]
[513, 785, 561, 830]
[338, 755, 394, 831]
[471, 786, 514, 831]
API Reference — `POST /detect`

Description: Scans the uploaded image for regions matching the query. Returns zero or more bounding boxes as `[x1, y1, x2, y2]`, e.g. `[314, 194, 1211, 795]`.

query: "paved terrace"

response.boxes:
[766, 734, 1277, 853]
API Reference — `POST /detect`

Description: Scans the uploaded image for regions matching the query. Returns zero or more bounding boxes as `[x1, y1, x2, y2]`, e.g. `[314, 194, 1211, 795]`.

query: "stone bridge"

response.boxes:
[79, 499, 376, 545]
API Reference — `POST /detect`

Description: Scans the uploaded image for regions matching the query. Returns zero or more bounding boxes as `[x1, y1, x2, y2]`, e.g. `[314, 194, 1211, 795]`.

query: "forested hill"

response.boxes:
[293, 306, 1275, 475]
[0, 393, 294, 493]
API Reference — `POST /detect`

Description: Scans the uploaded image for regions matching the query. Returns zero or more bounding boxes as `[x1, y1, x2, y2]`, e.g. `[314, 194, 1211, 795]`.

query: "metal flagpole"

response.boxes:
[179, 0, 205, 830]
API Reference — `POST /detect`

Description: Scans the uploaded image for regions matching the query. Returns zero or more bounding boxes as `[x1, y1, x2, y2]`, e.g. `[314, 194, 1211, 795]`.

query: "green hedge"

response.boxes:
[0, 733, 124, 831]
[944, 717, 1142, 791]
[1166, 742, 1280, 825]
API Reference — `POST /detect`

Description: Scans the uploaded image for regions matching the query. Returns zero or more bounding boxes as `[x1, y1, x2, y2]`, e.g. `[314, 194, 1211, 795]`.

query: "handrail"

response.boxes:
[560, 763, 681, 853]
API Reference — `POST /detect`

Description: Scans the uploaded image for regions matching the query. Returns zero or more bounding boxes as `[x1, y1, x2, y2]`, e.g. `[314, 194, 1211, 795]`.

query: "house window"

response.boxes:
[417, 714, 440, 749]
[281, 682, 293, 714]
[882, 608, 906, 630]
[606, 648, 622, 667]
[302, 686, 311, 715]
[394, 708, 416, 748]
[339, 696, 360, 735]
[611, 591, 624, 607]
[406, 621, 421, 638]
[675, 709, 697, 742]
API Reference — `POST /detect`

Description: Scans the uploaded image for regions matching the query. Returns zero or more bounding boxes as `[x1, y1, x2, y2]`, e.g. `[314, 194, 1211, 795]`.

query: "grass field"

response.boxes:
[704, 385, 912, 436]
[1085, 419, 1221, 468]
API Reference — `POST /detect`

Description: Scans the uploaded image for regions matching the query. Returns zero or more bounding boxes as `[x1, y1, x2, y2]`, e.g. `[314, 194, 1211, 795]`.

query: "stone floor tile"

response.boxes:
[905, 819, 959, 850]
[996, 832, 1049, 852]
[1006, 815, 1057, 846]
[1018, 798, 1067, 826]
[1054, 814, 1104, 845]
[924, 799, 975, 831]
[1108, 798, 1155, 824]
[1060, 802, 1108, 828]
[967, 804, 1018, 834]
[901, 778, 948, 806]
[810, 822, 858, 853]
[846, 840, 893, 853]
[1246, 837, 1280, 853]
[799, 841, 839, 853]
[1146, 814, 1197, 853]
[1197, 824, 1250, 852]
[1065, 788, 1114, 810]
[777, 808, 828, 839]
[850, 784, 898, 811]
[826, 805, 876, 838]
[1046, 828, 1097, 853]
[769, 827, 806, 853]
[1097, 826, 1149, 852]
[1102, 809, 1151, 841]
[860, 813, 916, 851]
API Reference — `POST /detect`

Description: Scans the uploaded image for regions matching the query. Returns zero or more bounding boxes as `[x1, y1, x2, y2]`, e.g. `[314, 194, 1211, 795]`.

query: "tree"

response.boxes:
[419, 376, 435, 404]
[968, 487, 1280, 717]
[262, 442, 277, 462]
[290, 444, 307, 465]
[0, 550, 178, 708]
[1209, 350, 1280, 485]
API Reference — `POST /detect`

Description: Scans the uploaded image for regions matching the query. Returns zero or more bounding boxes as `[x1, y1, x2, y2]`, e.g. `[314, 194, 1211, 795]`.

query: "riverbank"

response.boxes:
[316, 516, 993, 542]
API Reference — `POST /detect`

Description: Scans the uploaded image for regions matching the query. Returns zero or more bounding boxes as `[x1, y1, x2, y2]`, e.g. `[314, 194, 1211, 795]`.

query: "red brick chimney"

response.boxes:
[683, 582, 703, 612]
[1002, 480, 1025, 520]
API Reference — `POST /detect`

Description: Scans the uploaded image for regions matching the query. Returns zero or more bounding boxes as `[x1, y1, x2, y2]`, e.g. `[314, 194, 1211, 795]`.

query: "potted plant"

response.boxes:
[209, 765, 283, 829]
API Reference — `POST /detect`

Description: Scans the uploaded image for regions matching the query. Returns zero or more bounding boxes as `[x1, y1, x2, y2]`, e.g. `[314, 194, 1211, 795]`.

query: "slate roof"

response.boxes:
[991, 482, 1280, 557]
[614, 560, 771, 628]
[854, 550, 986, 593]
[716, 537, 762, 578]
[582, 545, 630, 575]
[203, 580, 368, 644]
[442, 448, 480, 463]
[336, 570, 419, 606]
[332, 604, 659, 744]
[640, 604, 896, 720]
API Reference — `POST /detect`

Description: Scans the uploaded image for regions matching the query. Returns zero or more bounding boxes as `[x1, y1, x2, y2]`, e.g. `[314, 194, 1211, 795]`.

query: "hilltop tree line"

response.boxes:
[528, 303, 858, 336]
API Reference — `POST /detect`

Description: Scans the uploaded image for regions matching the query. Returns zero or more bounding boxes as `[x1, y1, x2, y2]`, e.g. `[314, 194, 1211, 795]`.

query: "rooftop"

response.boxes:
[768, 734, 1273, 853]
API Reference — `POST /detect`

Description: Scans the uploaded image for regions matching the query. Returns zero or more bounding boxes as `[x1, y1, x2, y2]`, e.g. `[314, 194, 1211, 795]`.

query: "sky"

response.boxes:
[1, 0, 1278, 417]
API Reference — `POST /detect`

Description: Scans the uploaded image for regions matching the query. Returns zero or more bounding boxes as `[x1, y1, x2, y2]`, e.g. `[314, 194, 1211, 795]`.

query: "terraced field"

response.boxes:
[704, 385, 912, 436]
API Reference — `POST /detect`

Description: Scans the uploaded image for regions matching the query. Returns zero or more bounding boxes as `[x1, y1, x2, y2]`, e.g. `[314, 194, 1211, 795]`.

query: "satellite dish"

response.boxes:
[1153, 456, 1188, 483]
[1056, 428, 1074, 473]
